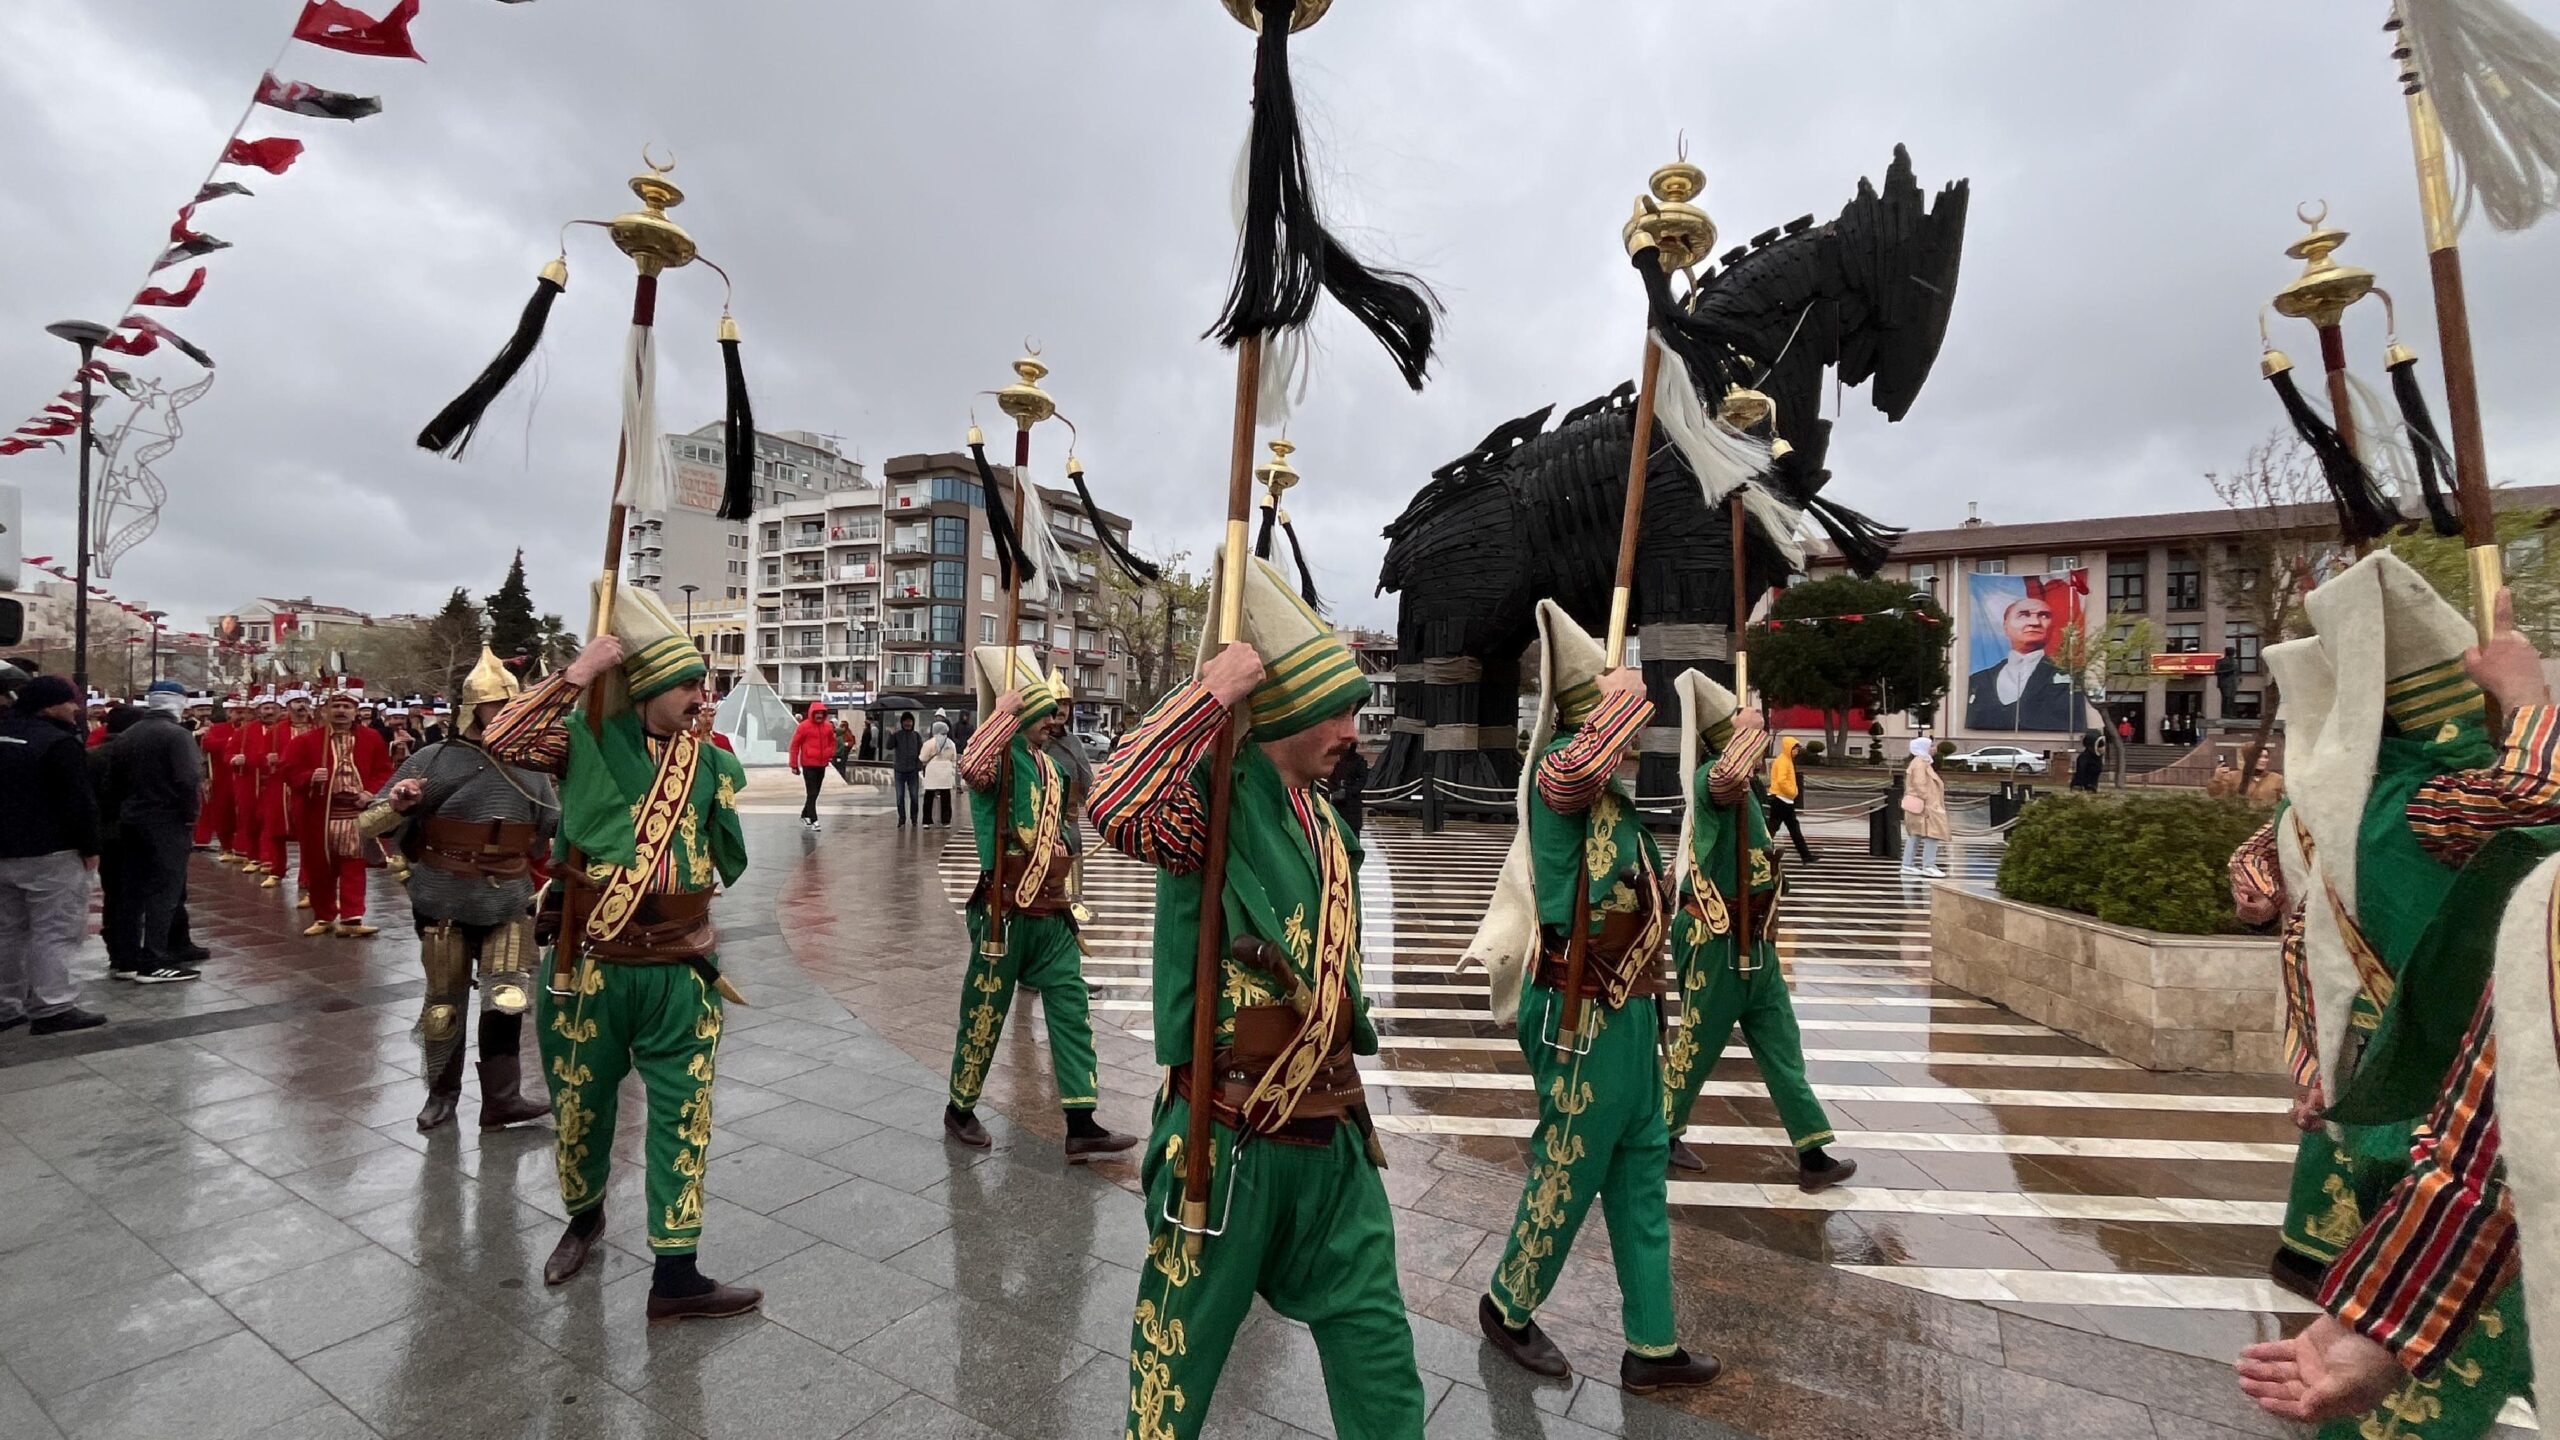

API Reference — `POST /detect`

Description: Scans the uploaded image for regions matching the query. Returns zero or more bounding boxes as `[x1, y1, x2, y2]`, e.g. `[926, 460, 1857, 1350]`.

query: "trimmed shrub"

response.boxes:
[1997, 792, 2270, 935]
[1800, 740, 1825, 764]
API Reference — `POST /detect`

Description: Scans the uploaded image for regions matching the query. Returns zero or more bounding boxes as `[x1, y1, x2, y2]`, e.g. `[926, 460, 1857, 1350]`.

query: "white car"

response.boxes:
[1947, 744, 2048, 775]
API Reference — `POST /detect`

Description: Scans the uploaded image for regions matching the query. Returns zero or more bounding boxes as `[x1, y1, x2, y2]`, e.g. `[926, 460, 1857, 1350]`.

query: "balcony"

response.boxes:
[786, 531, 827, 552]
[829, 523, 882, 543]
[834, 561, 881, 584]
[782, 644, 824, 660]
[778, 606, 826, 623]
[783, 568, 827, 587]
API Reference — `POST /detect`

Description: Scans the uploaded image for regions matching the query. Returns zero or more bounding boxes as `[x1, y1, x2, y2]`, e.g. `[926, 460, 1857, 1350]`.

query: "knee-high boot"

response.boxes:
[475, 1010, 549, 1131]
[416, 1043, 466, 1132]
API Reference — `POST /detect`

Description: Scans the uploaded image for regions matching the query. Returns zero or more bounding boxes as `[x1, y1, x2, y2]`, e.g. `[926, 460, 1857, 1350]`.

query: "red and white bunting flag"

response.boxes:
[292, 0, 424, 61]
[222, 136, 305, 175]
[195, 179, 255, 204]
[255, 71, 383, 121]
[101, 329, 159, 358]
[133, 267, 206, 308]
[15, 419, 75, 437]
[119, 315, 214, 368]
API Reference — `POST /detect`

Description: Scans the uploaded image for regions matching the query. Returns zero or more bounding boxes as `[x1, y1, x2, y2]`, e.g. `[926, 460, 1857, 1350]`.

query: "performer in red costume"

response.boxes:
[196, 696, 238, 857]
[235, 693, 291, 886]
[282, 681, 391, 936]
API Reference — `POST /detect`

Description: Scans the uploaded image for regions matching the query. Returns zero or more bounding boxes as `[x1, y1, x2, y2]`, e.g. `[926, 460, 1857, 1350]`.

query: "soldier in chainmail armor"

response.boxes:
[360, 648, 558, 1132]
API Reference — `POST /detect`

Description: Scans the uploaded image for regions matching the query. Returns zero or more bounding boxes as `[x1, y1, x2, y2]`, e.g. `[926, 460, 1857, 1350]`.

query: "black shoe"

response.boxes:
[1621, 1347, 1721, 1393]
[0, 1015, 25, 1034]
[1064, 1129, 1139, 1165]
[1668, 1140, 1706, 1173]
[29, 1008, 107, 1036]
[944, 1106, 991, 1149]
[1797, 1154, 1857, 1193]
[646, 1280, 762, 1322]
[131, 967, 202, 985]
[1478, 1293, 1570, 1378]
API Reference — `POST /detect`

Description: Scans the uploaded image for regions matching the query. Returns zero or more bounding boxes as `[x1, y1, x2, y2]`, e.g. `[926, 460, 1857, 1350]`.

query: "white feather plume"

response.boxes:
[2404, 0, 2560, 232]
[1650, 336, 1805, 571]
[612, 324, 665, 512]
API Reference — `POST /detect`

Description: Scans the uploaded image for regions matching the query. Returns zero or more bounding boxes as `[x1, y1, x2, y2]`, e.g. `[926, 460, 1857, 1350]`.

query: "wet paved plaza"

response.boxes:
[0, 780, 2529, 1438]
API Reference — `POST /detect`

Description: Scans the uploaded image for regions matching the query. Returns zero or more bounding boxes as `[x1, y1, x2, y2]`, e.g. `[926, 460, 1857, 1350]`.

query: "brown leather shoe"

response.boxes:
[943, 1107, 991, 1149]
[1478, 1293, 1570, 1378]
[1668, 1140, 1706, 1173]
[476, 1056, 549, 1131]
[1621, 1347, 1721, 1393]
[1064, 1129, 1139, 1165]
[646, 1281, 763, 1322]
[1797, 1154, 1858, 1194]
[543, 1218, 601, 1286]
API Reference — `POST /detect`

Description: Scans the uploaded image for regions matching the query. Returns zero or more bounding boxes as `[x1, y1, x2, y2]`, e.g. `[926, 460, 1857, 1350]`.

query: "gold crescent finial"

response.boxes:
[642, 144, 676, 175]
[1023, 336, 1041, 358]
[2296, 199, 2328, 228]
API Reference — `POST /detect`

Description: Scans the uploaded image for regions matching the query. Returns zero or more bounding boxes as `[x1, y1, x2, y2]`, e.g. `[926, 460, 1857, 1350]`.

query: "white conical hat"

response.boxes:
[1670, 668, 1741, 894]
[1193, 549, 1372, 740]
[1461, 599, 1613, 1024]
[972, 644, 1066, 723]
[2270, 549, 2482, 1099]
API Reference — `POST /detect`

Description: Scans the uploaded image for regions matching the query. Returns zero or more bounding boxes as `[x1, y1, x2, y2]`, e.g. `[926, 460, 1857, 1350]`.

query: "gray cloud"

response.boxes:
[5, 1, 2556, 641]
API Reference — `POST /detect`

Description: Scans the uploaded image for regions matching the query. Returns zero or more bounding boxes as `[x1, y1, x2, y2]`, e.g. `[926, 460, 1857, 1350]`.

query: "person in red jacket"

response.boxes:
[789, 700, 838, 831]
[232, 695, 289, 885]
[196, 696, 237, 857]
[282, 683, 391, 935]
[279, 690, 325, 909]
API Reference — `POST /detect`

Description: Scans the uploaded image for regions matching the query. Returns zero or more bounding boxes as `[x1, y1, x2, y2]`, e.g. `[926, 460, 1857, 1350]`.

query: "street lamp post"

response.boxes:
[143, 610, 165, 683]
[45, 319, 112, 700]
[679, 583, 699, 653]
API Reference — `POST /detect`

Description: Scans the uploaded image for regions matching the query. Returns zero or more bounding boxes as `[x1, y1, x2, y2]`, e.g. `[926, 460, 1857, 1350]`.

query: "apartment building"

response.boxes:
[626, 424, 864, 608]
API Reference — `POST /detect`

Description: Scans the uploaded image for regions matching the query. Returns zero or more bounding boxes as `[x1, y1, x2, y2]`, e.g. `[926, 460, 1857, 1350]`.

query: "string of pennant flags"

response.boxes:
[2, 0, 464, 459]
[1755, 608, 1944, 631]
[16, 554, 259, 650]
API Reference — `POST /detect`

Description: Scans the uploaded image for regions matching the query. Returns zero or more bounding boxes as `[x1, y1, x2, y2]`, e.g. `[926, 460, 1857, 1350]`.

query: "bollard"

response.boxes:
[1873, 775, 1904, 858]
[1422, 770, 1445, 834]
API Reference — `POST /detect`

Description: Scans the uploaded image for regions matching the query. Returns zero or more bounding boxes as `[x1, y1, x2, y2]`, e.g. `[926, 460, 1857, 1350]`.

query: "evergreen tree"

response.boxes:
[417, 587, 486, 699]
[485, 549, 540, 664]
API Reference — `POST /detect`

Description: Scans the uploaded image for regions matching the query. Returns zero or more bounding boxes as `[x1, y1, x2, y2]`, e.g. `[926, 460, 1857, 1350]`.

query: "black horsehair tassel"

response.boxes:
[417, 261, 565, 457]
[2265, 357, 2401, 546]
[1066, 461, 1162, 584]
[1278, 513, 1322, 609]
[1209, 0, 1438, 389]
[2386, 350, 2462, 537]
[1769, 444, 1902, 577]
[716, 319, 757, 522]
[1635, 249, 1745, 399]
[1254, 502, 1278, 561]
[966, 441, 1034, 593]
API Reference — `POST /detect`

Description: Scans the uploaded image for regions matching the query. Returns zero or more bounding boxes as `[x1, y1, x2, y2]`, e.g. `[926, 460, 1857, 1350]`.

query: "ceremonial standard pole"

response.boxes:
[971, 352, 1063, 967]
[44, 318, 111, 699]
[2382, 4, 2502, 641]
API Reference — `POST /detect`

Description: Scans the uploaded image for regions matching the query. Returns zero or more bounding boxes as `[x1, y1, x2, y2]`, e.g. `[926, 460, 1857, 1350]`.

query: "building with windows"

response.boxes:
[745, 448, 1142, 721]
[625, 424, 865, 609]
[1805, 486, 2560, 752]
[1345, 628, 1398, 750]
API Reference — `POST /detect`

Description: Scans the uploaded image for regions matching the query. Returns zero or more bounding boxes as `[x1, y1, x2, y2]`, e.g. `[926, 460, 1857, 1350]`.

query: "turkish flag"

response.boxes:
[0, 438, 48, 456]
[292, 0, 423, 60]
[134, 267, 206, 308]
[256, 72, 382, 121]
[101, 329, 159, 358]
[16, 419, 74, 437]
[223, 136, 305, 175]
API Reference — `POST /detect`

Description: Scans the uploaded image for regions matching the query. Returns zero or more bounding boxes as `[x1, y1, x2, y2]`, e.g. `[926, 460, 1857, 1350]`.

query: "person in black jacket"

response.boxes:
[0, 676, 108, 1033]
[106, 683, 206, 982]
[888, 713, 924, 827]
[2069, 733, 2105, 793]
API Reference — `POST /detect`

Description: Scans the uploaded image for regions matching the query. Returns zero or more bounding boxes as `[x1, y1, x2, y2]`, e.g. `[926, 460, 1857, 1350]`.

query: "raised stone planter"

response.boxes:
[1928, 884, 2283, 1074]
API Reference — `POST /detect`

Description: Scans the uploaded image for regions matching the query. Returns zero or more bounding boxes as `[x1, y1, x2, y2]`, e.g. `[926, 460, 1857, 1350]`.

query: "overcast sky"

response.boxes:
[4, 1, 2557, 639]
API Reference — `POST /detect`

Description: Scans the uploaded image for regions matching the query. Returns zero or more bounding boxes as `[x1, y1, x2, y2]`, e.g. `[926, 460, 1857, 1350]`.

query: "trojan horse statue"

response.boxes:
[1375, 145, 1969, 799]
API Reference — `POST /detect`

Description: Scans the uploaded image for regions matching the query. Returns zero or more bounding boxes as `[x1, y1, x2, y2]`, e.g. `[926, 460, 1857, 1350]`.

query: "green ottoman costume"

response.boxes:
[1463, 600, 1714, 1386]
[2241, 554, 2534, 1437]
[1660, 670, 1845, 1181]
[945, 648, 1101, 1121]
[485, 581, 754, 1315]
[1091, 556, 1422, 1440]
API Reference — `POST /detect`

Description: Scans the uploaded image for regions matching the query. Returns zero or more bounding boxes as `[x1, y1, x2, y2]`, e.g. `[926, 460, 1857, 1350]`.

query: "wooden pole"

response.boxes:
[984, 428, 1032, 964]
[1554, 331, 1665, 1051]
[550, 270, 653, 997]
[1179, 334, 1262, 1257]
[1729, 492, 1755, 972]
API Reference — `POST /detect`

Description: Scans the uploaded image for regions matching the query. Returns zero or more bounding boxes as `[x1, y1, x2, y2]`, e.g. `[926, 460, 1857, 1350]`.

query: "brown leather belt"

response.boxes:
[415, 815, 538, 880]
[1535, 903, 1664, 1000]
[568, 883, 717, 963]
[1170, 1004, 1367, 1146]
[1684, 885, 1780, 933]
[969, 856, 1076, 918]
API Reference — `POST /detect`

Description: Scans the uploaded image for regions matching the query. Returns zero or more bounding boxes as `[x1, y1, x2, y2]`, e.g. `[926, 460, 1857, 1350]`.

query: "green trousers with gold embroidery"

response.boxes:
[1124, 1092, 1423, 1440]
[1486, 981, 1679, 1356]
[948, 907, 1098, 1112]
[1665, 916, 1834, 1152]
[2281, 1121, 2415, 1265]
[536, 957, 723, 1254]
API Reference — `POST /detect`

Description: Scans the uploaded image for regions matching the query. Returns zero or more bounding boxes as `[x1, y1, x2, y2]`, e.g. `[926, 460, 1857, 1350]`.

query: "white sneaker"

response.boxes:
[1921, 865, 1948, 878]
[1898, 864, 1919, 876]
